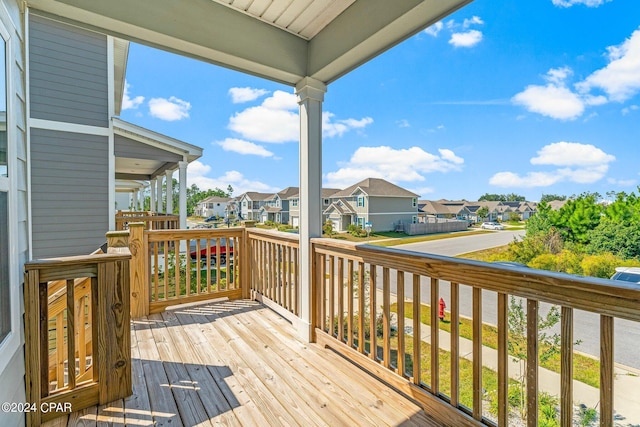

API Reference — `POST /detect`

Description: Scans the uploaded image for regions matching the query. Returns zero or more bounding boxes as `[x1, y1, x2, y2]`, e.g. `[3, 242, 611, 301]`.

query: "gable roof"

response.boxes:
[198, 196, 231, 205]
[239, 192, 274, 202]
[330, 178, 418, 198]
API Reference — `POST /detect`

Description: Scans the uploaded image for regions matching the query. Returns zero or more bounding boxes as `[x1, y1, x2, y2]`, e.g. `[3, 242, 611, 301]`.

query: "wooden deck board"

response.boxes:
[48, 299, 441, 427]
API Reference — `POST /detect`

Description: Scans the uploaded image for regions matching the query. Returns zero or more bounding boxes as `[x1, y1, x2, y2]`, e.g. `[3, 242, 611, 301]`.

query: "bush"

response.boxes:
[347, 224, 367, 237]
[529, 253, 560, 272]
[580, 253, 620, 278]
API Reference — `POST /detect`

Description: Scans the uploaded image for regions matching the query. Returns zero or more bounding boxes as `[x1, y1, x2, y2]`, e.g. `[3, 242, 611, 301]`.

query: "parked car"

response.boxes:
[481, 221, 504, 230]
[204, 215, 219, 222]
[610, 267, 640, 284]
[189, 238, 233, 265]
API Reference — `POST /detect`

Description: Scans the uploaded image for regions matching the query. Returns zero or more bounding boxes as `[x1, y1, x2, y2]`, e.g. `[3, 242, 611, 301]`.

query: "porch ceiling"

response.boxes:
[113, 118, 203, 182]
[27, 0, 473, 86]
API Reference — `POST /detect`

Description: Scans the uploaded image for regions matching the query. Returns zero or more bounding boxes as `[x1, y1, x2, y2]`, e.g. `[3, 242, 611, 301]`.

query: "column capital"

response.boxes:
[178, 160, 188, 169]
[295, 77, 327, 104]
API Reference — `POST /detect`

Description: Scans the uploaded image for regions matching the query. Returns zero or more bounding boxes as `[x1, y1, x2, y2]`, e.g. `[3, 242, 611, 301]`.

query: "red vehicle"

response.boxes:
[189, 238, 233, 265]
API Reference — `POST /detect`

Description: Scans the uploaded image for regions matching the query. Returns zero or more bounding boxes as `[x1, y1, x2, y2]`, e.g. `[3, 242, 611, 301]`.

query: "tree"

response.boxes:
[478, 193, 525, 202]
[476, 206, 489, 221]
[552, 193, 602, 244]
[540, 193, 566, 203]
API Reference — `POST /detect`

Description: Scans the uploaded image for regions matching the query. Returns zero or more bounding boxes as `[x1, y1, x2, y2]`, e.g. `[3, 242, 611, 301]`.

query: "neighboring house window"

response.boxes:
[357, 217, 364, 227]
[412, 216, 418, 224]
[292, 199, 298, 207]
[357, 196, 365, 207]
[242, 201, 247, 207]
[323, 198, 329, 206]
[412, 198, 417, 208]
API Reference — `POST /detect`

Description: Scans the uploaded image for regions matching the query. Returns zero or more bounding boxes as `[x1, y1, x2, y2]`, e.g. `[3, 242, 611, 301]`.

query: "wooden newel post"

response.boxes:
[241, 221, 256, 299]
[126, 222, 148, 317]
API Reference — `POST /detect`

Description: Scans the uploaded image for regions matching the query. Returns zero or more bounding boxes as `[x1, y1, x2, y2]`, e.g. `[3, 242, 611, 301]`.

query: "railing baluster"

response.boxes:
[329, 255, 335, 336]
[472, 286, 482, 421]
[294, 246, 299, 316]
[320, 253, 327, 331]
[338, 258, 345, 343]
[527, 299, 539, 427]
[413, 274, 421, 385]
[66, 279, 76, 390]
[498, 292, 508, 426]
[347, 260, 354, 348]
[450, 281, 459, 407]
[358, 262, 365, 354]
[216, 238, 222, 292]
[382, 267, 391, 369]
[185, 238, 191, 296]
[153, 242, 159, 300]
[277, 243, 283, 304]
[601, 315, 614, 427]
[431, 277, 439, 394]
[283, 244, 289, 309]
[397, 271, 405, 377]
[76, 294, 86, 376]
[196, 239, 202, 293]
[369, 264, 377, 360]
[56, 313, 65, 389]
[561, 306, 573, 427]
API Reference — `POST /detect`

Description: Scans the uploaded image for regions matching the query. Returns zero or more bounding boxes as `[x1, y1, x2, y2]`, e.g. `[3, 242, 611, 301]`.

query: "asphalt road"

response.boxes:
[383, 230, 640, 370]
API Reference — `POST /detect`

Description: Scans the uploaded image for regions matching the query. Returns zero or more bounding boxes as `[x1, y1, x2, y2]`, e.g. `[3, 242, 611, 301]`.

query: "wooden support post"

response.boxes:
[128, 223, 148, 317]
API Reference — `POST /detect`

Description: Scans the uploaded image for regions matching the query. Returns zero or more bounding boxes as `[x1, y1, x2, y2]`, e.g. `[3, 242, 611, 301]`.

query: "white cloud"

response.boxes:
[622, 104, 639, 114]
[228, 90, 373, 143]
[324, 146, 464, 188]
[530, 141, 615, 166]
[122, 81, 144, 110]
[449, 30, 483, 48]
[516, 29, 640, 120]
[424, 21, 443, 37]
[228, 87, 269, 103]
[148, 96, 191, 121]
[577, 29, 640, 102]
[489, 142, 615, 188]
[463, 16, 484, 28]
[186, 161, 279, 195]
[608, 177, 637, 186]
[409, 187, 435, 198]
[552, 0, 611, 7]
[396, 119, 410, 128]
[216, 138, 274, 157]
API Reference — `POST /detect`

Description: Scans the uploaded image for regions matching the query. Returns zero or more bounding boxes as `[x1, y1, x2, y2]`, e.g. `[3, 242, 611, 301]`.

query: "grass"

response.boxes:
[390, 301, 601, 388]
[456, 245, 512, 261]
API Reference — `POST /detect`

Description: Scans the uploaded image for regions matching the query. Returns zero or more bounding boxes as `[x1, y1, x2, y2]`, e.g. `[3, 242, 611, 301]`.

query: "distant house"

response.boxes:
[194, 196, 232, 218]
[325, 178, 419, 232]
[288, 188, 340, 228]
[237, 192, 273, 221]
[259, 186, 299, 224]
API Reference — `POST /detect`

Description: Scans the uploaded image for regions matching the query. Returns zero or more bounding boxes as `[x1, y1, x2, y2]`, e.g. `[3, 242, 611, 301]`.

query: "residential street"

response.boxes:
[378, 230, 640, 370]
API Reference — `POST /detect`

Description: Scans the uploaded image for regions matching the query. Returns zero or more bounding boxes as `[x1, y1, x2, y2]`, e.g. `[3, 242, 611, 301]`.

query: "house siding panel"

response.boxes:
[368, 196, 415, 214]
[29, 15, 108, 127]
[31, 129, 108, 258]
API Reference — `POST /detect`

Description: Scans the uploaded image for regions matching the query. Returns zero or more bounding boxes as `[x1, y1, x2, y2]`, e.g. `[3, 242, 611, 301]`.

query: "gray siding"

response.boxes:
[0, 1, 27, 425]
[31, 129, 108, 258]
[29, 15, 108, 127]
[369, 196, 417, 214]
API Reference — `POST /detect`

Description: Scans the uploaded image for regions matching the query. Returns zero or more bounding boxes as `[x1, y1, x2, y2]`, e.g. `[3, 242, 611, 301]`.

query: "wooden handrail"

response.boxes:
[24, 252, 132, 426]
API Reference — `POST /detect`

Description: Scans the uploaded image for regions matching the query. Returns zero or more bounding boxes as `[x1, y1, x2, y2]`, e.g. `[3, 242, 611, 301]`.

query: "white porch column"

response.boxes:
[150, 178, 156, 213]
[156, 175, 164, 212]
[178, 161, 188, 229]
[295, 77, 326, 342]
[165, 170, 174, 214]
[132, 190, 138, 211]
[138, 187, 144, 210]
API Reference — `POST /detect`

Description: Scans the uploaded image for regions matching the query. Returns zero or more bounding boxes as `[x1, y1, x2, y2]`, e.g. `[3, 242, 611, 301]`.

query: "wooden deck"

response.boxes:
[43, 299, 440, 427]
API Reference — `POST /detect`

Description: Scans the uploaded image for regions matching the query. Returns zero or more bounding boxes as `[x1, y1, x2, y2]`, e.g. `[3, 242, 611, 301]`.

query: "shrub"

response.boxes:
[347, 224, 367, 237]
[529, 253, 560, 272]
[580, 253, 621, 278]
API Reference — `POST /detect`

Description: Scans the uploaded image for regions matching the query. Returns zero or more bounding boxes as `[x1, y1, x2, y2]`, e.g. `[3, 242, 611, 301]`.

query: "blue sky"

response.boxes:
[119, 0, 640, 202]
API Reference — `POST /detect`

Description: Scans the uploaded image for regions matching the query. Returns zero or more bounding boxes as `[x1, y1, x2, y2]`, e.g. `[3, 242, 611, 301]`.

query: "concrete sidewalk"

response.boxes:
[403, 318, 640, 425]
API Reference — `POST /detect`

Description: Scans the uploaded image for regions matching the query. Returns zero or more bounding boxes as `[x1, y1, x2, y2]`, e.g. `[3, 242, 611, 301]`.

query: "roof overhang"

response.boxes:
[26, 0, 473, 86]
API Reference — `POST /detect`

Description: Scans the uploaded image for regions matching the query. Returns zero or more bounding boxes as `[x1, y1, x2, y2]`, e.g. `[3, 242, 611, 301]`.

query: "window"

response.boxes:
[242, 201, 247, 207]
[292, 199, 298, 207]
[357, 217, 364, 227]
[323, 198, 329, 206]
[357, 196, 365, 207]
[412, 198, 417, 208]
[412, 216, 418, 224]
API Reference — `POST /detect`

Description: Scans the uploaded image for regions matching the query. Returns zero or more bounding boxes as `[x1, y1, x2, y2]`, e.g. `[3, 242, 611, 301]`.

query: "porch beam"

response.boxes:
[296, 76, 326, 342]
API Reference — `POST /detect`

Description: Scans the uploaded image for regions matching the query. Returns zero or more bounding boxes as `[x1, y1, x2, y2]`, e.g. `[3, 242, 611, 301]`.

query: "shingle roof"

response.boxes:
[241, 192, 273, 201]
[330, 178, 418, 198]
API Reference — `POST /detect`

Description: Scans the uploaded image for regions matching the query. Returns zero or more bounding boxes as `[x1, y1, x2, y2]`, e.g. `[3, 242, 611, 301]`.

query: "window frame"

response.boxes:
[357, 196, 365, 207]
[0, 15, 20, 373]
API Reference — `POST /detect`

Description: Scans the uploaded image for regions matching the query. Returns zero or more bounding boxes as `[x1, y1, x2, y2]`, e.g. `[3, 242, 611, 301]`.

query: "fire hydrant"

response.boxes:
[438, 297, 446, 321]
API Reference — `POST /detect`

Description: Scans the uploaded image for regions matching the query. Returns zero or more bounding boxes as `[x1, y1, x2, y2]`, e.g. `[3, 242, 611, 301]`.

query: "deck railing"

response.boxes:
[115, 210, 179, 231]
[310, 238, 640, 427]
[145, 227, 244, 313]
[24, 252, 132, 426]
[246, 227, 300, 321]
